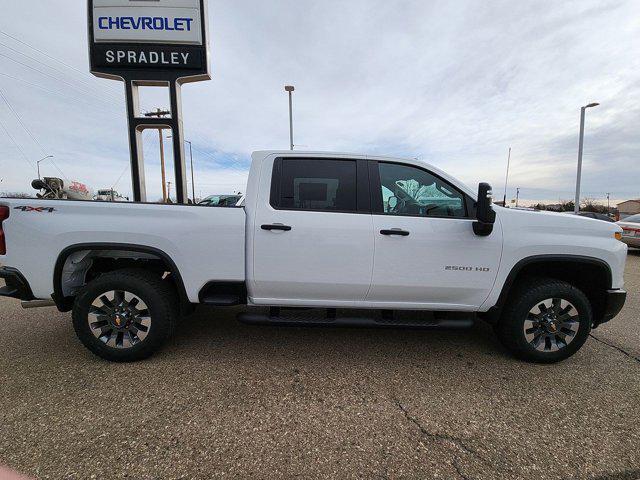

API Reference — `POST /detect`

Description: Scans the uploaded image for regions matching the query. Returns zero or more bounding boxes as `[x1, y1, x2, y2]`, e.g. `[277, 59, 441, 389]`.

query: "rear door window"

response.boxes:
[271, 159, 358, 213]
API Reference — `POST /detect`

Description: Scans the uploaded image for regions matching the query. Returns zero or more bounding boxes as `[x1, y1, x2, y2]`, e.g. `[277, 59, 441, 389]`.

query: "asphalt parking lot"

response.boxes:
[0, 251, 639, 480]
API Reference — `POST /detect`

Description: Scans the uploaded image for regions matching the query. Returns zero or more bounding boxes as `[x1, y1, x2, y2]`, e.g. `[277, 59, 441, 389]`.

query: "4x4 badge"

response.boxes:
[14, 206, 56, 213]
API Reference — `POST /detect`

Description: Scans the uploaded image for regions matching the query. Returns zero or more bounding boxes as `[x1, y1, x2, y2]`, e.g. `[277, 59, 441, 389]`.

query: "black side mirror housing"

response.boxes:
[473, 183, 496, 236]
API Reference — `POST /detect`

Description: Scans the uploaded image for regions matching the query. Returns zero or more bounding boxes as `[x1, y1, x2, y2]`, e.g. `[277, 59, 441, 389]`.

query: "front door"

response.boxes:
[366, 160, 502, 310]
[251, 156, 374, 306]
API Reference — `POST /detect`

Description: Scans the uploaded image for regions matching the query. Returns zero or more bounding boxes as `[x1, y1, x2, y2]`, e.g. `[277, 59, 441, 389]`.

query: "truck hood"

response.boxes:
[496, 207, 622, 238]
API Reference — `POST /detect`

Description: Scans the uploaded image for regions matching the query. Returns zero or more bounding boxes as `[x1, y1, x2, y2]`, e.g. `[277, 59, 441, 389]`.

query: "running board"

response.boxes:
[237, 308, 475, 329]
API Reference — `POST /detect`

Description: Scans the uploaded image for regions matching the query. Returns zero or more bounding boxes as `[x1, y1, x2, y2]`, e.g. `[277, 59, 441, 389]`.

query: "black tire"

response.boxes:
[496, 277, 592, 363]
[72, 268, 177, 362]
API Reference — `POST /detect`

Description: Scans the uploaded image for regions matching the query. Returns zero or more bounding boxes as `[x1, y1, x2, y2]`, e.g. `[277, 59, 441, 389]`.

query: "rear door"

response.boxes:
[366, 160, 502, 309]
[250, 156, 374, 305]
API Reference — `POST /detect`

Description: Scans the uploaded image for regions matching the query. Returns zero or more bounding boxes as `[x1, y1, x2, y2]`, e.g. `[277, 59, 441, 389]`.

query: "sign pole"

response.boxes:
[169, 81, 188, 204]
[124, 80, 147, 203]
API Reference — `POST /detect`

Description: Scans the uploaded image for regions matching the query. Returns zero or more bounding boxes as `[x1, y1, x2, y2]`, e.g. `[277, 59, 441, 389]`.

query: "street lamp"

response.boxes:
[285, 85, 295, 150]
[167, 136, 195, 203]
[574, 102, 599, 214]
[37, 155, 54, 180]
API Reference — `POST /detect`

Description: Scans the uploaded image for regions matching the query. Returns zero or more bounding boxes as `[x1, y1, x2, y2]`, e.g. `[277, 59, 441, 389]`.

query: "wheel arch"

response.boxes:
[52, 243, 189, 312]
[489, 254, 612, 324]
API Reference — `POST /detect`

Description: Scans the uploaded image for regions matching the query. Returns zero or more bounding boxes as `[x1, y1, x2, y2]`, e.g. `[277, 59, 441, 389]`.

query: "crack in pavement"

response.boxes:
[590, 334, 640, 364]
[453, 458, 472, 480]
[394, 399, 500, 479]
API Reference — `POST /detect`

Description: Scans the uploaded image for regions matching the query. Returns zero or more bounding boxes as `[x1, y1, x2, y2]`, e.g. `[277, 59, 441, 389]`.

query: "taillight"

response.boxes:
[0, 205, 9, 255]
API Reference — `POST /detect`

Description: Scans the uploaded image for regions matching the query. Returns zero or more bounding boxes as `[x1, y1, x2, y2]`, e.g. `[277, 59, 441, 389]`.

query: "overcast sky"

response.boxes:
[0, 0, 638, 204]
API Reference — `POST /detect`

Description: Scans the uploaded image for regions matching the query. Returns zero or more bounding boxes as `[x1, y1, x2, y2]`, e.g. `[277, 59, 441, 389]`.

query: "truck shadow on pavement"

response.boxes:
[168, 305, 510, 366]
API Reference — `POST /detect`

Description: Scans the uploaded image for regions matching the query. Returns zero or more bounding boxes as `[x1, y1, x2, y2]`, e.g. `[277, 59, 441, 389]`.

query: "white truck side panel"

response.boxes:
[0, 200, 245, 302]
[480, 208, 627, 311]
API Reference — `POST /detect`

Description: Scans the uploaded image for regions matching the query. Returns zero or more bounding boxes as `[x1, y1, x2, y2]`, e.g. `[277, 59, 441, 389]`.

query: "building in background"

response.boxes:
[617, 199, 640, 220]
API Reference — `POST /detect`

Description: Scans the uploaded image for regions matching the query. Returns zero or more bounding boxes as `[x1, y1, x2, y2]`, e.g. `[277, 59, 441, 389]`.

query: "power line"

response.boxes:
[0, 114, 36, 172]
[189, 143, 250, 175]
[0, 31, 250, 187]
[0, 87, 45, 154]
[111, 164, 130, 190]
[0, 53, 119, 106]
[1, 43, 248, 176]
[0, 29, 121, 96]
[0, 86, 69, 180]
[49, 158, 69, 181]
[0, 72, 123, 115]
[0, 40, 121, 103]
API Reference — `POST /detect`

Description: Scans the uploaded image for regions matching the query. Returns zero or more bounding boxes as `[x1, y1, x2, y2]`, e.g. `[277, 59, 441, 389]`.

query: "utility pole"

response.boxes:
[574, 102, 599, 214]
[285, 85, 295, 150]
[503, 147, 511, 207]
[144, 109, 170, 202]
[167, 181, 172, 202]
[606, 192, 610, 213]
[516, 188, 520, 208]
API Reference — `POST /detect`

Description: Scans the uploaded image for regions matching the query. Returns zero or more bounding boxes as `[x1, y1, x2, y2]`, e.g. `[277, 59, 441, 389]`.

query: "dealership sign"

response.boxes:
[88, 0, 210, 82]
[87, 0, 211, 204]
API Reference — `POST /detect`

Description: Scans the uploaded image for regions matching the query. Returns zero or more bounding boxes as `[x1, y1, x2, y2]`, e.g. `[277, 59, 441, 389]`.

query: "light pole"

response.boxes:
[285, 85, 295, 150]
[516, 188, 520, 208]
[503, 147, 511, 206]
[574, 102, 599, 214]
[37, 155, 54, 180]
[145, 109, 171, 202]
[168, 135, 195, 203]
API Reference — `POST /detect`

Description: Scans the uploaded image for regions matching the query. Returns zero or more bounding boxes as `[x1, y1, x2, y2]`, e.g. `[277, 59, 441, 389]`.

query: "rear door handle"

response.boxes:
[261, 224, 292, 232]
[380, 229, 410, 237]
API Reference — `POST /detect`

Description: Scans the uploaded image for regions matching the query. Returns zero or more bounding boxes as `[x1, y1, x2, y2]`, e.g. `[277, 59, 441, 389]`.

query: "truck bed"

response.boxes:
[0, 199, 246, 302]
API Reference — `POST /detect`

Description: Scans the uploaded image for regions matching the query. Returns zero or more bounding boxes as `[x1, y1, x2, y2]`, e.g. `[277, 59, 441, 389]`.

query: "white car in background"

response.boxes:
[617, 214, 640, 248]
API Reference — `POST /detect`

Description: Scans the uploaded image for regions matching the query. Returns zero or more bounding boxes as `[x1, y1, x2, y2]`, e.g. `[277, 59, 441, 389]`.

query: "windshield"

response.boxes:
[623, 214, 640, 223]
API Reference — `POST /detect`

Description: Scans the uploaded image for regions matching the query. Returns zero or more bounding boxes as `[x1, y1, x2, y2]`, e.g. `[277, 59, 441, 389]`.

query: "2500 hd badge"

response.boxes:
[445, 265, 491, 272]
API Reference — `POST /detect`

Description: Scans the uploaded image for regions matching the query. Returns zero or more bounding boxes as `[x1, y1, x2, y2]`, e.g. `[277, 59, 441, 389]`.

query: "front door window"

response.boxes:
[378, 162, 467, 218]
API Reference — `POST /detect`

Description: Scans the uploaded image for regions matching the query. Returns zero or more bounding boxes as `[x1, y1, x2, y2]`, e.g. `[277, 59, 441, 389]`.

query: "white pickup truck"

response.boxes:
[0, 151, 628, 363]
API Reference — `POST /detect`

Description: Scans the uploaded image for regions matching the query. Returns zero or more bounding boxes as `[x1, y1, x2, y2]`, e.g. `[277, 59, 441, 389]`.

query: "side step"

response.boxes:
[237, 308, 474, 329]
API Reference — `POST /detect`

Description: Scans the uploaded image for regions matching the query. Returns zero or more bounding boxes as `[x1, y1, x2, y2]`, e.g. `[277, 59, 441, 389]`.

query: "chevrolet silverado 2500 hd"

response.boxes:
[0, 151, 628, 363]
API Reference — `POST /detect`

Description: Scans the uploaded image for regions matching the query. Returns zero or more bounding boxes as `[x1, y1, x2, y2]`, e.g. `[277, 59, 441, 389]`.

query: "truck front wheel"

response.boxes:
[72, 269, 177, 362]
[496, 278, 592, 363]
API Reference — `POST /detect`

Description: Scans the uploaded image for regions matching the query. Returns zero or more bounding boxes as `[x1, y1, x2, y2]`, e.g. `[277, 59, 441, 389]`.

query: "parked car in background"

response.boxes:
[617, 214, 640, 248]
[198, 194, 242, 207]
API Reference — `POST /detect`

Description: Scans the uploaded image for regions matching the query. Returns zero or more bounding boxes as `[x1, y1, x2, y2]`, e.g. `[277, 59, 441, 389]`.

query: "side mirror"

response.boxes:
[473, 183, 496, 236]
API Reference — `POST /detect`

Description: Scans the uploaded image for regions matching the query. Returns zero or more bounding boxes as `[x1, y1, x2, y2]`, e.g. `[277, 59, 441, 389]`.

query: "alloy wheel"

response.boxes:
[523, 298, 580, 352]
[87, 290, 151, 349]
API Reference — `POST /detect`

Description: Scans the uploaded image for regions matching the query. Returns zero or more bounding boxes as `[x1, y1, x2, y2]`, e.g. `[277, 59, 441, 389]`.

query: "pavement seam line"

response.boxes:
[589, 334, 640, 364]
[394, 399, 496, 478]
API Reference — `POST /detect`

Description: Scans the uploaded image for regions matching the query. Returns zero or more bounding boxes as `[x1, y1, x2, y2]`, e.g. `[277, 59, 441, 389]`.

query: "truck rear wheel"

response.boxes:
[496, 278, 592, 363]
[72, 269, 177, 362]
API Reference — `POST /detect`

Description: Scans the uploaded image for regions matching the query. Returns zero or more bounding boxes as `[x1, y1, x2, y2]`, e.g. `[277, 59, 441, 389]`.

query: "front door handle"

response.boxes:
[380, 229, 410, 237]
[261, 224, 292, 232]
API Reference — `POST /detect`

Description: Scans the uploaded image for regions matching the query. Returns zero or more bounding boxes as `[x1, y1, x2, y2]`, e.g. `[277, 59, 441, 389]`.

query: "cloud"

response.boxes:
[0, 0, 638, 205]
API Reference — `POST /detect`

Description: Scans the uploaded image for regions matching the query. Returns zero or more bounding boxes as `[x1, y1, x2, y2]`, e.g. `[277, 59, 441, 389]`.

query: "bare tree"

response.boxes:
[581, 198, 607, 214]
